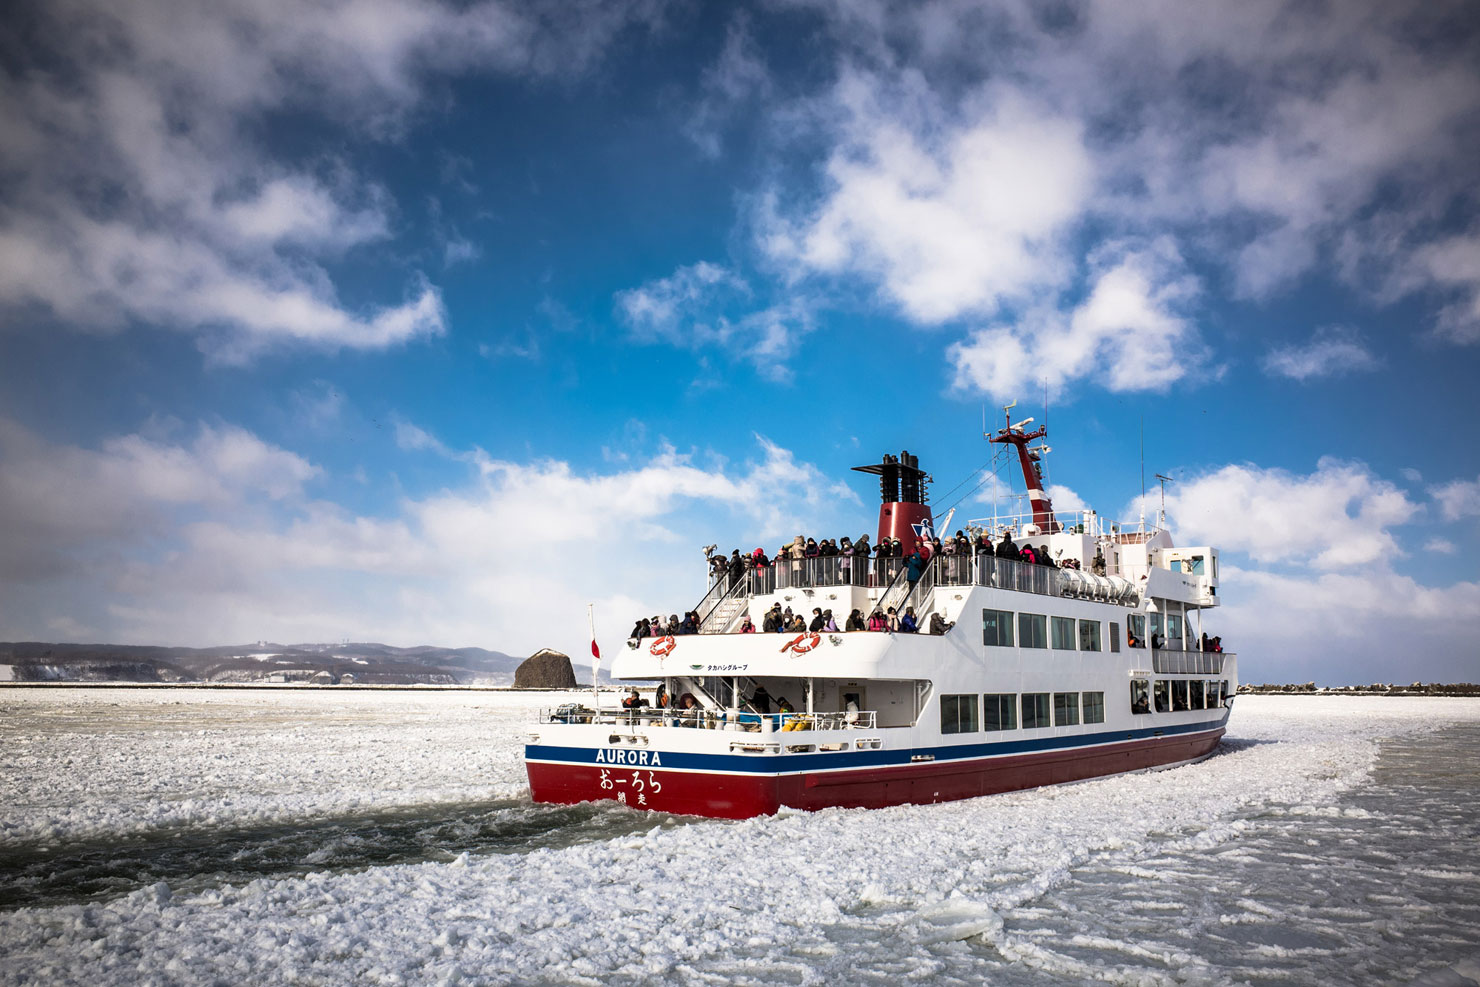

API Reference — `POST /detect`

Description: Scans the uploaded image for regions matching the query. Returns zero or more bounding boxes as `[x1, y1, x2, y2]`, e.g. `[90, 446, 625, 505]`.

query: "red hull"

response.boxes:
[526, 728, 1224, 819]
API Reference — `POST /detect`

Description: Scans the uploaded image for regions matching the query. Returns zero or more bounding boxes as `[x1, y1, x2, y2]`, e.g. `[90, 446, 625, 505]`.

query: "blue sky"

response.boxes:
[1, 0, 1478, 684]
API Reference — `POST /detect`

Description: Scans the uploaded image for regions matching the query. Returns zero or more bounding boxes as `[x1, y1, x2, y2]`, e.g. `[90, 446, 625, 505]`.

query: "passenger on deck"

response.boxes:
[905, 547, 925, 587]
[790, 614, 807, 632]
[822, 609, 838, 632]
[728, 550, 745, 590]
[622, 689, 649, 710]
[1038, 545, 1056, 567]
[762, 603, 783, 632]
[846, 609, 866, 631]
[900, 607, 919, 633]
[1020, 544, 1038, 565]
[678, 611, 699, 635]
[676, 693, 699, 725]
[928, 612, 953, 635]
[996, 531, 1019, 560]
[808, 608, 826, 632]
[654, 683, 667, 709]
[739, 615, 756, 633]
[630, 617, 650, 640]
[867, 609, 888, 632]
[886, 607, 900, 631]
[1128, 632, 1142, 648]
[1092, 549, 1107, 576]
[775, 696, 795, 715]
[750, 686, 772, 714]
[666, 614, 680, 636]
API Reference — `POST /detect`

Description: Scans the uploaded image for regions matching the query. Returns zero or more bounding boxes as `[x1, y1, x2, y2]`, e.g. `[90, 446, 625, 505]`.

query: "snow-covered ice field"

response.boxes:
[1, 688, 1477, 986]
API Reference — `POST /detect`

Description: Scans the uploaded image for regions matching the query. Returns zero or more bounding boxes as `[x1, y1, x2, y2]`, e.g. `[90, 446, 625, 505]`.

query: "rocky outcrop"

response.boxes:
[514, 649, 577, 689]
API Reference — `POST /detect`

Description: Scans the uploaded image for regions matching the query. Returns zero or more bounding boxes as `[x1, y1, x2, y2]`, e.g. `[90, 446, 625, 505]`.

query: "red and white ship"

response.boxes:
[525, 414, 1237, 819]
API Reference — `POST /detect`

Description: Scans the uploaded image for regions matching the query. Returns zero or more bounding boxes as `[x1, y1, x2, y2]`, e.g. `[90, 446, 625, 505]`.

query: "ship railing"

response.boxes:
[769, 555, 893, 592]
[537, 706, 878, 731]
[1148, 650, 1229, 675]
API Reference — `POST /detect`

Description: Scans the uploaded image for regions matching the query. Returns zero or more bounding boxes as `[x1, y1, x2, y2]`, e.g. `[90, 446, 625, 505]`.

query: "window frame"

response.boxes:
[940, 694, 980, 734]
[1128, 613, 1146, 647]
[1051, 616, 1076, 650]
[983, 693, 1016, 731]
[1171, 679, 1190, 711]
[1189, 679, 1205, 709]
[1082, 691, 1105, 724]
[1053, 692, 1080, 726]
[982, 608, 1015, 647]
[1078, 620, 1102, 652]
[1153, 680, 1170, 713]
[1021, 692, 1051, 729]
[1130, 678, 1150, 714]
[1019, 612, 1048, 650]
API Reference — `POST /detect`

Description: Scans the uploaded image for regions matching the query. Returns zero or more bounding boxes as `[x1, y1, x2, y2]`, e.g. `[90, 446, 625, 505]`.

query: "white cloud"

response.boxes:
[1423, 538, 1457, 555]
[948, 238, 1201, 398]
[1262, 327, 1378, 381]
[774, 0, 1480, 346]
[616, 262, 816, 380]
[0, 0, 661, 358]
[1432, 475, 1480, 521]
[1166, 458, 1418, 570]
[763, 75, 1092, 323]
[0, 422, 858, 656]
[1410, 233, 1480, 345]
[685, 12, 772, 157]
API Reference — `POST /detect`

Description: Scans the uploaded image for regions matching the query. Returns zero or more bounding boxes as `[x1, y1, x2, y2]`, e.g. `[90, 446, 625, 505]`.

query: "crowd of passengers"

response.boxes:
[630, 600, 955, 641]
[705, 529, 1106, 588]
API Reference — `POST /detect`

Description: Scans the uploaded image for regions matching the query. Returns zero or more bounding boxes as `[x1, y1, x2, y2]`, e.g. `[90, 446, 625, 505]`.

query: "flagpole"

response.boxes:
[587, 603, 600, 712]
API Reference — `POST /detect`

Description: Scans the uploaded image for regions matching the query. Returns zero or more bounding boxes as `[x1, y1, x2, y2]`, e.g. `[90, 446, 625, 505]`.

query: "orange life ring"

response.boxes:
[781, 632, 821, 654]
[649, 635, 676, 657]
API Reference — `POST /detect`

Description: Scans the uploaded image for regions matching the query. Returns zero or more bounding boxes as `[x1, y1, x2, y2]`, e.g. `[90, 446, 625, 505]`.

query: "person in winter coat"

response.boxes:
[867, 609, 888, 632]
[630, 618, 650, 640]
[846, 609, 866, 631]
[740, 615, 756, 633]
[928, 612, 952, 635]
[808, 607, 826, 632]
[822, 610, 839, 632]
[886, 607, 901, 632]
[900, 607, 919, 633]
[996, 531, 1018, 560]
[905, 548, 925, 589]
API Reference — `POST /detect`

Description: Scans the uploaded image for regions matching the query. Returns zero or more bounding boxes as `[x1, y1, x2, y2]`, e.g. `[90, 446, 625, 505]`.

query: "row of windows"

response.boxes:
[983, 609, 1119, 653]
[1129, 678, 1228, 714]
[941, 691, 1106, 734]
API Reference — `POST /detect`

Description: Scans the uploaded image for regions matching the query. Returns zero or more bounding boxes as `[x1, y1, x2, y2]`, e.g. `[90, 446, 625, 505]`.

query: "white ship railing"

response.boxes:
[538, 706, 877, 731]
[1144, 650, 1231, 675]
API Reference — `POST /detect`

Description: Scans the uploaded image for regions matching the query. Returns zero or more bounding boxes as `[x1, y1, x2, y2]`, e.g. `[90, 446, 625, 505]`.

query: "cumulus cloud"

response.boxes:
[616, 262, 816, 380]
[948, 238, 1201, 398]
[768, 0, 1480, 351]
[1432, 475, 1480, 521]
[0, 421, 856, 654]
[1166, 459, 1418, 570]
[1262, 327, 1378, 381]
[0, 0, 661, 358]
[764, 75, 1092, 324]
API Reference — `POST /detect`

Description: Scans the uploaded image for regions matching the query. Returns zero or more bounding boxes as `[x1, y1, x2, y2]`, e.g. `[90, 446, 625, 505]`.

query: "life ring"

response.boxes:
[649, 635, 676, 657]
[781, 632, 821, 655]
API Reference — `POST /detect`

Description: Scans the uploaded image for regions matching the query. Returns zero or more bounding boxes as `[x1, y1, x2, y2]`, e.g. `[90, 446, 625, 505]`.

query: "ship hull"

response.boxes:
[526, 720, 1226, 819]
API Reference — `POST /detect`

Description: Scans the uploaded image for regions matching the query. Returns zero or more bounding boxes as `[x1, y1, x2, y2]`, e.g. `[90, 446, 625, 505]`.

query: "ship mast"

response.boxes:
[988, 403, 1060, 534]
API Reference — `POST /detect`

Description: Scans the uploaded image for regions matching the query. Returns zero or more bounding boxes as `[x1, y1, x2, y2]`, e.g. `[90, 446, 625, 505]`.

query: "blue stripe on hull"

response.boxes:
[526, 710, 1231, 775]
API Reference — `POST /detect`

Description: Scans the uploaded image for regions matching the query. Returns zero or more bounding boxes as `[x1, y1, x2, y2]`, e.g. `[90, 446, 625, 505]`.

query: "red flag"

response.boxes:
[591, 639, 601, 660]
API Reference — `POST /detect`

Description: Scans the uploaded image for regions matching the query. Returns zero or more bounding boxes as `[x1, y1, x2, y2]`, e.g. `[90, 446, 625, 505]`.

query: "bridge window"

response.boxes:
[1051, 616, 1076, 650]
[1019, 613, 1048, 649]
[1154, 680, 1170, 713]
[1054, 692, 1080, 726]
[983, 693, 1016, 731]
[1083, 691, 1105, 724]
[1022, 692, 1051, 729]
[1078, 620, 1101, 652]
[941, 694, 979, 734]
[1130, 679, 1150, 714]
[982, 609, 1014, 647]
